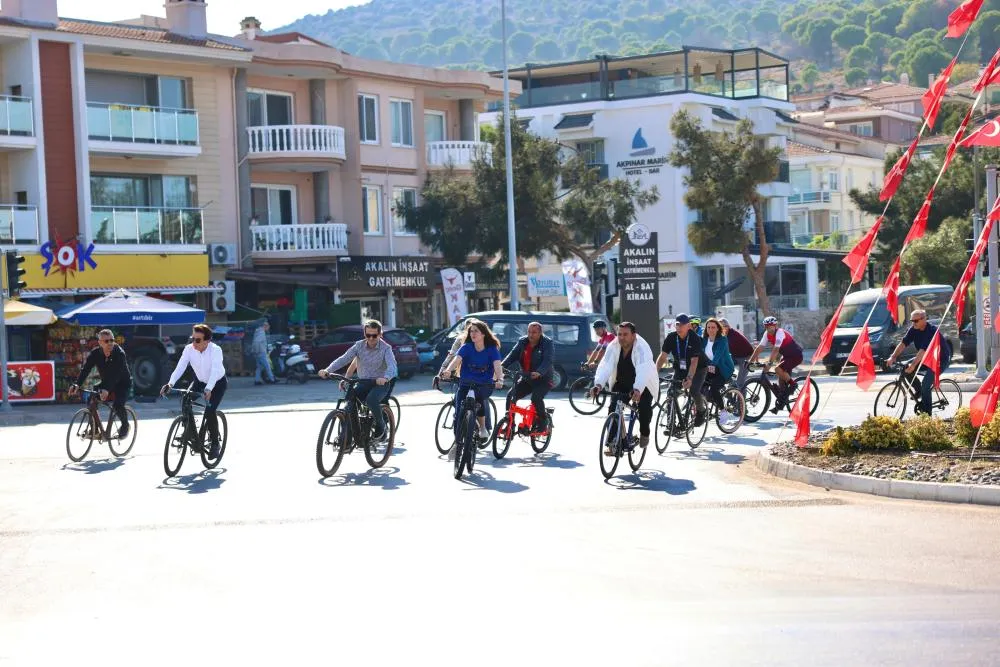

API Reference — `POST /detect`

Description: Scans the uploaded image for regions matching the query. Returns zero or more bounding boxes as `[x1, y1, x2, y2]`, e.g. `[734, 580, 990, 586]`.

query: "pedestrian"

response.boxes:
[253, 320, 275, 385]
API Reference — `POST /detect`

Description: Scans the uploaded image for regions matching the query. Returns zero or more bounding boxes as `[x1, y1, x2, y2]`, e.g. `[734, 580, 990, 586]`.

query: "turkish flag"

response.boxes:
[944, 107, 976, 171]
[947, 0, 985, 38]
[903, 193, 934, 246]
[789, 375, 811, 447]
[923, 58, 956, 130]
[921, 330, 943, 389]
[883, 258, 901, 325]
[847, 325, 877, 391]
[970, 360, 1000, 427]
[842, 216, 882, 283]
[879, 138, 919, 201]
[959, 119, 1000, 147]
[974, 49, 1000, 92]
[954, 217, 994, 328]
[813, 301, 844, 364]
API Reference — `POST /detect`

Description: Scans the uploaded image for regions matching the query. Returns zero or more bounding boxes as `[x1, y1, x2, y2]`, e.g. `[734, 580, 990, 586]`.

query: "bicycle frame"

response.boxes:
[498, 373, 550, 439]
[600, 390, 639, 451]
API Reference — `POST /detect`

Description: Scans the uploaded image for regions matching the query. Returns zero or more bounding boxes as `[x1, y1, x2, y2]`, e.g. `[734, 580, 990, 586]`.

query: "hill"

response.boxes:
[276, 0, 1000, 94]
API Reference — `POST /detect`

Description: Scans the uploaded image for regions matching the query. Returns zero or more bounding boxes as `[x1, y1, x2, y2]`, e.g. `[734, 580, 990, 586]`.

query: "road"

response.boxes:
[1, 373, 998, 666]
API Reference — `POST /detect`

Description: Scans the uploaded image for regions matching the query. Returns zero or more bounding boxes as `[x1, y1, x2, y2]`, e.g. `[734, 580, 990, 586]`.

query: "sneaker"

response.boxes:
[208, 438, 221, 459]
[693, 412, 706, 427]
[639, 435, 649, 448]
[371, 428, 387, 442]
[478, 425, 491, 439]
[118, 421, 130, 440]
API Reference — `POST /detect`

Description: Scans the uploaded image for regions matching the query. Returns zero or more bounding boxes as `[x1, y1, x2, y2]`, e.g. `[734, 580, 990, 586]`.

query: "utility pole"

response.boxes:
[987, 166, 999, 368]
[500, 0, 519, 311]
[0, 252, 10, 412]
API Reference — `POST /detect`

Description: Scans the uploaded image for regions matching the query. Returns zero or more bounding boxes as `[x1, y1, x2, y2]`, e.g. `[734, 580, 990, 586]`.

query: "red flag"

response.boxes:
[789, 376, 811, 447]
[989, 195, 1000, 223]
[959, 119, 1000, 148]
[923, 58, 956, 130]
[921, 330, 943, 389]
[880, 138, 918, 201]
[974, 49, 1000, 92]
[812, 301, 844, 364]
[842, 216, 882, 283]
[903, 193, 934, 246]
[883, 258, 901, 325]
[969, 361, 1000, 427]
[947, 0, 984, 38]
[944, 108, 976, 171]
[955, 217, 994, 327]
[847, 325, 877, 391]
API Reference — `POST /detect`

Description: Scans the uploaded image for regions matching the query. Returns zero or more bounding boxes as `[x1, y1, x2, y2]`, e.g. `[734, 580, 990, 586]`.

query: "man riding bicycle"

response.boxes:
[318, 319, 397, 442]
[69, 329, 133, 439]
[751, 316, 804, 413]
[656, 313, 708, 426]
[589, 321, 659, 449]
[584, 320, 616, 370]
[885, 309, 952, 415]
[502, 321, 555, 434]
[160, 324, 228, 458]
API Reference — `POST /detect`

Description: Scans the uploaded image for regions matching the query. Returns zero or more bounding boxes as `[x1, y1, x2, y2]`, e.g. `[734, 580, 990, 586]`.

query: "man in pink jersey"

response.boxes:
[751, 316, 803, 413]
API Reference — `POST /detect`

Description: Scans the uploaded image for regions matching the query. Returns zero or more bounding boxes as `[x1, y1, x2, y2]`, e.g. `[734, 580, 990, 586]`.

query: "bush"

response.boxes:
[821, 426, 858, 456]
[904, 415, 952, 452]
[854, 415, 907, 450]
[977, 410, 1000, 450]
[953, 407, 976, 447]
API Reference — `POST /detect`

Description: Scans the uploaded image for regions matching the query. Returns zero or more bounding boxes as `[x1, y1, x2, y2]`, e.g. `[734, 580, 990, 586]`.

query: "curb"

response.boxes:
[756, 448, 1000, 507]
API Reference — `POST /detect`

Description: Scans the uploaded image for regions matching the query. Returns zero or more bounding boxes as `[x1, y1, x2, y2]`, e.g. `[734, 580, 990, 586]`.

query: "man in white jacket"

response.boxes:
[589, 321, 660, 448]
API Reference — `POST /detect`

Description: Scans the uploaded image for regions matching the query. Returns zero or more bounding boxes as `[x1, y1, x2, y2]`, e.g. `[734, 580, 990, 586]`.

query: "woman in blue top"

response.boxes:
[443, 319, 505, 440]
[703, 317, 735, 418]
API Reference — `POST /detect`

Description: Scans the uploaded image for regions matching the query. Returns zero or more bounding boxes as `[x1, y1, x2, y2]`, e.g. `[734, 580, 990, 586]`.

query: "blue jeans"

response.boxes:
[350, 379, 392, 436]
[454, 381, 494, 436]
[914, 356, 950, 414]
[255, 352, 274, 383]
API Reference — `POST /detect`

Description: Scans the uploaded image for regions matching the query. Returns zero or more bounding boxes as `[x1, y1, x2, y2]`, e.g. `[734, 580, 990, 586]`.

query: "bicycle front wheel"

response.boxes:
[933, 379, 962, 420]
[742, 379, 771, 423]
[628, 429, 647, 471]
[316, 410, 349, 478]
[387, 395, 402, 430]
[66, 409, 95, 462]
[569, 376, 603, 415]
[789, 376, 821, 416]
[201, 411, 228, 469]
[686, 402, 708, 449]
[598, 414, 621, 480]
[454, 411, 475, 480]
[434, 402, 455, 455]
[107, 405, 139, 457]
[364, 406, 395, 468]
[716, 388, 745, 434]
[163, 416, 187, 477]
[654, 400, 676, 455]
[873, 381, 907, 420]
[492, 417, 513, 459]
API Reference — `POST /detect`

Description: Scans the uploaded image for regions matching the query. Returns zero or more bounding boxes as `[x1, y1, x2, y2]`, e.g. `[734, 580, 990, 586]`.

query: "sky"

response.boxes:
[56, 0, 367, 35]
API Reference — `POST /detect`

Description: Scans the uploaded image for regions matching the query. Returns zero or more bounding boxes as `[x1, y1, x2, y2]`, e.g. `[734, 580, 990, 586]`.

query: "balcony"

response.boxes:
[247, 125, 346, 168]
[0, 96, 35, 149]
[250, 223, 349, 262]
[87, 102, 200, 158]
[0, 206, 39, 246]
[751, 220, 792, 246]
[789, 191, 833, 205]
[90, 207, 204, 246]
[426, 141, 492, 169]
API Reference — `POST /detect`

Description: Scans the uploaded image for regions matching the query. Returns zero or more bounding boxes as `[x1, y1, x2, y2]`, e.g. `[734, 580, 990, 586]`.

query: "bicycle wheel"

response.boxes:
[316, 410, 349, 478]
[163, 416, 187, 477]
[201, 412, 228, 469]
[66, 408, 95, 462]
[933, 379, 962, 420]
[598, 414, 621, 480]
[454, 411, 475, 480]
[686, 402, 708, 449]
[627, 427, 647, 471]
[569, 376, 603, 415]
[388, 395, 401, 430]
[434, 402, 455, 455]
[789, 376, 821, 416]
[742, 379, 771, 423]
[492, 417, 513, 459]
[364, 406, 396, 468]
[715, 388, 745, 434]
[654, 400, 676, 455]
[107, 406, 138, 457]
[873, 382, 907, 420]
[530, 416, 553, 454]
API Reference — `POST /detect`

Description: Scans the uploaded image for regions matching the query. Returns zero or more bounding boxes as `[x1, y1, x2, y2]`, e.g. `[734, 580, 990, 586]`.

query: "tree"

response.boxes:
[669, 111, 782, 315]
[801, 63, 820, 91]
[845, 67, 868, 86]
[751, 10, 780, 41]
[867, 3, 906, 36]
[902, 216, 972, 285]
[898, 0, 952, 38]
[975, 11, 1000, 63]
[532, 39, 562, 62]
[832, 25, 866, 51]
[509, 31, 535, 63]
[805, 18, 838, 66]
[845, 45, 875, 71]
[907, 44, 952, 91]
[864, 32, 895, 77]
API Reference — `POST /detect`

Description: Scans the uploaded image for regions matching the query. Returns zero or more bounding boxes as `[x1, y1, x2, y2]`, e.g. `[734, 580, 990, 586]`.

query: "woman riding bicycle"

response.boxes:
[702, 317, 736, 421]
[440, 319, 504, 440]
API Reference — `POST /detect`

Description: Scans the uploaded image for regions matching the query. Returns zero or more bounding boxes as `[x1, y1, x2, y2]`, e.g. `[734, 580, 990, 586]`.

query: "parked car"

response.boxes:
[305, 325, 420, 379]
[960, 322, 976, 363]
[416, 328, 448, 371]
[432, 311, 605, 389]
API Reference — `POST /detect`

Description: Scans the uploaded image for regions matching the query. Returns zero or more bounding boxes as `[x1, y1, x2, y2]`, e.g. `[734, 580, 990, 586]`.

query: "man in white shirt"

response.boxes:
[161, 324, 228, 458]
[589, 321, 659, 449]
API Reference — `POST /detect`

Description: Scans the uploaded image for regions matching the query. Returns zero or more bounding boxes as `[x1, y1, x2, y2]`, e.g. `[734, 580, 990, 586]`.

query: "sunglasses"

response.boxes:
[910, 318, 923, 323]
[365, 333, 379, 339]
[99, 339, 114, 344]
[192, 337, 205, 343]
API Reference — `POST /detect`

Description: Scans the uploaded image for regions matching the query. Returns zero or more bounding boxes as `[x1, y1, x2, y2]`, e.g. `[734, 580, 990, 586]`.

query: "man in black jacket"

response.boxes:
[501, 322, 554, 433]
[69, 329, 133, 438]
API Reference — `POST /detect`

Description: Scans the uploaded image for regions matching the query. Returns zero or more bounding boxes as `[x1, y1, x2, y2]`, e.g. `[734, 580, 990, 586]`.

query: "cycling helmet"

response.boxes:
[763, 316, 778, 326]
[592, 319, 608, 329]
[690, 316, 702, 324]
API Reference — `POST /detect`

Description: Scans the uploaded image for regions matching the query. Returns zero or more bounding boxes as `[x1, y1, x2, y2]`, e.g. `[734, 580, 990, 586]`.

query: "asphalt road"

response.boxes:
[1, 373, 998, 666]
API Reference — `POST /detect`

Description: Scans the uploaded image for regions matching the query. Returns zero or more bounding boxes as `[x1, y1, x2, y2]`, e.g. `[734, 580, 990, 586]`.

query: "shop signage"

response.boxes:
[616, 128, 669, 177]
[527, 273, 567, 298]
[620, 223, 661, 341]
[561, 259, 593, 314]
[441, 267, 468, 326]
[338, 256, 435, 291]
[4, 361, 55, 402]
[659, 270, 677, 280]
[40, 239, 98, 277]
[463, 271, 476, 292]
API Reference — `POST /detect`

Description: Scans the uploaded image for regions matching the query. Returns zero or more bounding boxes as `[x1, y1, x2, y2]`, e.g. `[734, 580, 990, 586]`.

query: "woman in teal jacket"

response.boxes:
[703, 317, 734, 410]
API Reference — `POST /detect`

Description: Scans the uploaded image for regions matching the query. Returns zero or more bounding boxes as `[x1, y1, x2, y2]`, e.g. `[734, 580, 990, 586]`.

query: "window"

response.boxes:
[392, 187, 417, 235]
[86, 71, 191, 108]
[390, 99, 414, 147]
[159, 77, 187, 109]
[251, 185, 296, 225]
[358, 94, 378, 144]
[539, 323, 580, 345]
[91, 174, 194, 208]
[827, 171, 840, 191]
[847, 210, 855, 231]
[846, 168, 854, 191]
[730, 263, 808, 310]
[846, 121, 873, 137]
[575, 139, 605, 164]
[831, 212, 840, 230]
[362, 185, 382, 234]
[248, 90, 292, 126]
[424, 111, 445, 143]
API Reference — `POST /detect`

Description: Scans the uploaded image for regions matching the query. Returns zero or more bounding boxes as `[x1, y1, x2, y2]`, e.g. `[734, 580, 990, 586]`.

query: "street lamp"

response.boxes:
[500, 0, 519, 310]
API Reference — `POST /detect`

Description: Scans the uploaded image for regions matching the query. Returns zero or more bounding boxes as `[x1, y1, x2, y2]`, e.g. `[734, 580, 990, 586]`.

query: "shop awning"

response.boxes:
[19, 285, 220, 297]
[57, 289, 206, 326]
[3, 298, 57, 326]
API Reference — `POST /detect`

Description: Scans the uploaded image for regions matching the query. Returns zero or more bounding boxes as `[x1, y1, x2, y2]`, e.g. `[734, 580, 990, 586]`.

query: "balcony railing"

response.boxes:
[248, 125, 346, 159]
[250, 223, 349, 254]
[87, 102, 199, 145]
[426, 141, 492, 168]
[0, 205, 39, 245]
[788, 191, 833, 205]
[751, 220, 792, 246]
[91, 207, 204, 245]
[0, 96, 33, 136]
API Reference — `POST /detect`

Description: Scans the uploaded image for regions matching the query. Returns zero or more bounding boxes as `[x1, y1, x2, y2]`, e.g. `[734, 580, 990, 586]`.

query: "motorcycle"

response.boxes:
[268, 336, 314, 384]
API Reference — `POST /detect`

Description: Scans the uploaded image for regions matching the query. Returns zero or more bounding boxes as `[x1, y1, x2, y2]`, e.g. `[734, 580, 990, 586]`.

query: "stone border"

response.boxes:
[756, 448, 1000, 507]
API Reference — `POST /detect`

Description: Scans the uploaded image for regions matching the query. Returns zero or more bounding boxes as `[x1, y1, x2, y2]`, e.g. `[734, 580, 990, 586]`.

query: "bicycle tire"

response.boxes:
[873, 381, 907, 420]
[364, 406, 395, 468]
[492, 417, 513, 459]
[715, 388, 745, 434]
[654, 399, 676, 455]
[789, 375, 821, 416]
[454, 411, 475, 480]
[316, 410, 349, 478]
[569, 376, 603, 415]
[686, 401, 708, 449]
[627, 430, 647, 471]
[479, 399, 498, 450]
[388, 395, 401, 430]
[66, 408, 95, 462]
[742, 379, 771, 423]
[200, 411, 228, 469]
[530, 419, 553, 454]
[163, 416, 187, 477]
[934, 379, 962, 419]
[434, 402, 455, 455]
[107, 405, 139, 457]
[598, 413, 621, 480]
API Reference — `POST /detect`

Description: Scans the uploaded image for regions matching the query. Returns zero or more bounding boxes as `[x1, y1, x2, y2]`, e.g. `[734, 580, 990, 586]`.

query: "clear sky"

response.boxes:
[56, 0, 367, 36]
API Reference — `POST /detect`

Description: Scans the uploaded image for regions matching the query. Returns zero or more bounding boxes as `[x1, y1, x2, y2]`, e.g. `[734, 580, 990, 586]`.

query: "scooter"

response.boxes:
[268, 336, 315, 384]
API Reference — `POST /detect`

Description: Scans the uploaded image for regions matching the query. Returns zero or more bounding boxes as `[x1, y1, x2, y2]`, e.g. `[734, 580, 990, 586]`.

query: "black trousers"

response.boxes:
[608, 386, 655, 436]
[507, 376, 550, 424]
[102, 380, 131, 426]
[191, 377, 227, 442]
[676, 366, 708, 414]
[705, 371, 728, 408]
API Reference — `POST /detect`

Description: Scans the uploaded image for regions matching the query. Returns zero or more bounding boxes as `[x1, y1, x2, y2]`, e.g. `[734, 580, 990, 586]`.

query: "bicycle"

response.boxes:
[451, 380, 499, 480]
[595, 388, 647, 479]
[742, 362, 819, 424]
[874, 362, 962, 420]
[493, 372, 555, 459]
[433, 376, 498, 455]
[654, 377, 746, 453]
[162, 387, 229, 477]
[66, 389, 138, 462]
[569, 362, 604, 415]
[336, 392, 401, 430]
[316, 374, 396, 478]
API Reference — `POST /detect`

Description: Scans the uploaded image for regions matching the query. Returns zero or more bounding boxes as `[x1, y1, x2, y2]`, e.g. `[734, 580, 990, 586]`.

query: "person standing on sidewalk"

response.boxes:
[252, 320, 275, 385]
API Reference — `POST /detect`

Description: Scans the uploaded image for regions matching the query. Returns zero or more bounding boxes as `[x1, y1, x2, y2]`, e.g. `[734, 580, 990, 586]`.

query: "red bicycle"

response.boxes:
[492, 373, 555, 459]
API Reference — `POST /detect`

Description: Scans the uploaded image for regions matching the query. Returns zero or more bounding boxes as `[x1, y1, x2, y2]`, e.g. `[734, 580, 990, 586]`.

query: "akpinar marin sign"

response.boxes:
[616, 128, 669, 177]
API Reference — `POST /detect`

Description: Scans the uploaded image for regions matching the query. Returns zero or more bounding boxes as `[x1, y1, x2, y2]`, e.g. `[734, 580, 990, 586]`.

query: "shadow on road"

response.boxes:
[492, 451, 584, 470]
[607, 469, 696, 494]
[459, 469, 529, 494]
[665, 446, 746, 465]
[158, 468, 227, 494]
[62, 457, 127, 474]
[318, 466, 408, 490]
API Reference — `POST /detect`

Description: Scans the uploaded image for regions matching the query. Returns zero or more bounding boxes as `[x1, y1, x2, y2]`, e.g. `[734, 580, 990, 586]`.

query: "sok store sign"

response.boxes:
[338, 256, 435, 291]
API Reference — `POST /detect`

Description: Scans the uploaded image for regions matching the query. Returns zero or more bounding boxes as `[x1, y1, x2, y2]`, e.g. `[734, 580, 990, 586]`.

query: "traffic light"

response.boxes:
[592, 260, 605, 287]
[4, 250, 26, 297]
[605, 257, 618, 296]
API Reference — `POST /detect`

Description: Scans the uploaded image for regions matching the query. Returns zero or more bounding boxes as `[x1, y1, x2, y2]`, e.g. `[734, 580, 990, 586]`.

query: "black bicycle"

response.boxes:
[451, 380, 499, 480]
[654, 378, 745, 453]
[874, 362, 962, 420]
[595, 388, 647, 479]
[316, 374, 396, 477]
[742, 362, 819, 423]
[335, 392, 401, 430]
[66, 389, 138, 462]
[433, 376, 498, 455]
[162, 387, 229, 477]
[569, 362, 604, 415]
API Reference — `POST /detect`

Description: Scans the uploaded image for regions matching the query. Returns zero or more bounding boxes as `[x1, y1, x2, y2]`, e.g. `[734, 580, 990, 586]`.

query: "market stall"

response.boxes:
[3, 299, 58, 403]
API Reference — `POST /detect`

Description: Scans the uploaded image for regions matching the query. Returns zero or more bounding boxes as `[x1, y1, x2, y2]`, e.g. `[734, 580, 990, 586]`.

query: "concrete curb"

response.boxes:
[756, 448, 1000, 507]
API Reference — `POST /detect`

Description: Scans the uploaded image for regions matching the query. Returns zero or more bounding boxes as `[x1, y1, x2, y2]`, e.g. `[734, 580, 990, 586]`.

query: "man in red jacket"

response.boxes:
[719, 318, 753, 388]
